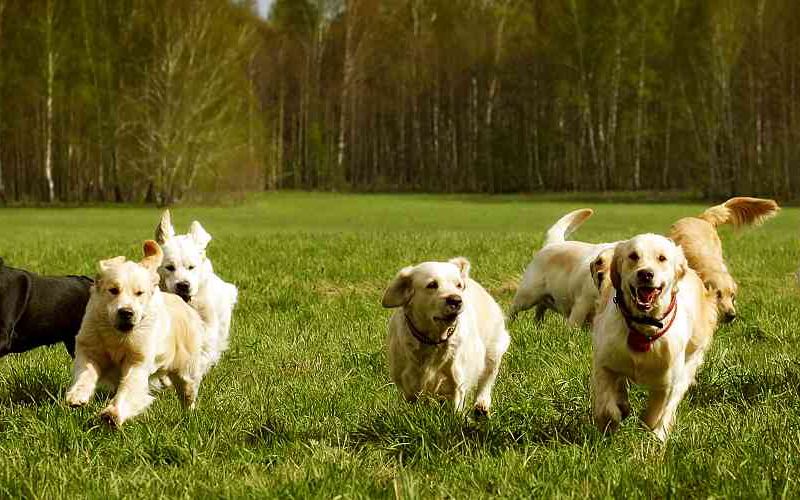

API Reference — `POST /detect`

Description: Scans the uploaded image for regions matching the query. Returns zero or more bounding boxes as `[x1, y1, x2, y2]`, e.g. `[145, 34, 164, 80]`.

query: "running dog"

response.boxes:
[155, 210, 238, 369]
[591, 234, 717, 441]
[509, 209, 615, 327]
[382, 258, 510, 415]
[65, 241, 206, 428]
[0, 260, 91, 357]
[670, 197, 779, 322]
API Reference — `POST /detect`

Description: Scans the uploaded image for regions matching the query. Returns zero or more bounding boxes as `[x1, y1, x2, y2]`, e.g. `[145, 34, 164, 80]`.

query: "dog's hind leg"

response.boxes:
[169, 372, 200, 410]
[508, 288, 546, 323]
[566, 298, 592, 328]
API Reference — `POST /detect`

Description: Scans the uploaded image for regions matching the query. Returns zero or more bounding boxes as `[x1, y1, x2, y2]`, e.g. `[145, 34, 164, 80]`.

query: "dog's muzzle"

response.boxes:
[115, 308, 135, 332]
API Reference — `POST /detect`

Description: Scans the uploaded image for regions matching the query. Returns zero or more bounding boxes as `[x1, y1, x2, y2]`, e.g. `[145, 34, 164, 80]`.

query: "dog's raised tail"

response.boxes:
[698, 197, 779, 228]
[544, 209, 594, 246]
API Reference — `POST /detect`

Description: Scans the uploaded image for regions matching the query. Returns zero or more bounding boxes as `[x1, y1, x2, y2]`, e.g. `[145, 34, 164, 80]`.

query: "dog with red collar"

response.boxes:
[590, 233, 718, 441]
[381, 258, 510, 416]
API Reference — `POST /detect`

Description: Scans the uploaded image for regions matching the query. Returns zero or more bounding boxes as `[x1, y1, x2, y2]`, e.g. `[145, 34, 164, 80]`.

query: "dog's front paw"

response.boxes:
[65, 388, 90, 407]
[473, 403, 491, 419]
[651, 426, 668, 443]
[100, 406, 122, 429]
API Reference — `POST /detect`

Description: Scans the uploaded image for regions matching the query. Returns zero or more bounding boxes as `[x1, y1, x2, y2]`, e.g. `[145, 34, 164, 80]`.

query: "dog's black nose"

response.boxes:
[446, 295, 462, 308]
[175, 282, 190, 294]
[723, 311, 736, 323]
[637, 269, 654, 282]
[117, 308, 134, 320]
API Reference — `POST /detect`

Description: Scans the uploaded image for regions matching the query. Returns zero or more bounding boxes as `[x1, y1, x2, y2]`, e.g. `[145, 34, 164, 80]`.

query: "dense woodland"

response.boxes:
[0, 0, 799, 202]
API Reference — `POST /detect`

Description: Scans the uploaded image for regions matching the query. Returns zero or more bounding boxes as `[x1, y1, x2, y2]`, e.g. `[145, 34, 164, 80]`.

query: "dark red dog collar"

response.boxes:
[614, 289, 678, 353]
[404, 313, 457, 346]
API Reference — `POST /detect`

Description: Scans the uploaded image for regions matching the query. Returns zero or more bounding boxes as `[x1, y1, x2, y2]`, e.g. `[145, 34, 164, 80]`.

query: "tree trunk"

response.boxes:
[633, 11, 647, 190]
[44, 0, 56, 202]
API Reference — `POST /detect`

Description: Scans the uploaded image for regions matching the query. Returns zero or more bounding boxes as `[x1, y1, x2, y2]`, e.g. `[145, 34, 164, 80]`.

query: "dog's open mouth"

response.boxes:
[434, 312, 460, 324]
[630, 284, 663, 311]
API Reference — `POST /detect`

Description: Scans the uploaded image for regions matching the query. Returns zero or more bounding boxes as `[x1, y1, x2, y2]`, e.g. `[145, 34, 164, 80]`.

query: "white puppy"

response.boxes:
[591, 234, 717, 441]
[155, 210, 238, 369]
[509, 209, 615, 327]
[65, 241, 206, 428]
[381, 258, 510, 415]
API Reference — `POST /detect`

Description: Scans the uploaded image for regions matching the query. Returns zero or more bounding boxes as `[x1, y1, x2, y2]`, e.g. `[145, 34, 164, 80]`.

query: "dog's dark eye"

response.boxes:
[456, 281, 464, 289]
[426, 281, 438, 290]
[135, 290, 144, 297]
[188, 265, 195, 270]
[629, 252, 639, 262]
[165, 265, 175, 272]
[658, 255, 667, 262]
[109, 287, 120, 296]
[717, 291, 723, 300]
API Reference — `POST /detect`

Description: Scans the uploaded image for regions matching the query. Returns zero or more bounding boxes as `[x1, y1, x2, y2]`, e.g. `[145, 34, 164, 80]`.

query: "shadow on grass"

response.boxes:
[347, 403, 594, 463]
[689, 365, 800, 409]
[0, 370, 63, 407]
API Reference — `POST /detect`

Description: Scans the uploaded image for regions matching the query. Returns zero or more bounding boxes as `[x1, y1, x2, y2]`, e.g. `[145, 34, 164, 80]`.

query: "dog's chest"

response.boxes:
[413, 344, 457, 394]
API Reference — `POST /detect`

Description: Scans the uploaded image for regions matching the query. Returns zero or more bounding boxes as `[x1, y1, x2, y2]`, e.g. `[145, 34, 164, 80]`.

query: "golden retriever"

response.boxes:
[382, 258, 510, 415]
[510, 209, 615, 327]
[592, 234, 717, 441]
[65, 241, 206, 428]
[670, 197, 779, 322]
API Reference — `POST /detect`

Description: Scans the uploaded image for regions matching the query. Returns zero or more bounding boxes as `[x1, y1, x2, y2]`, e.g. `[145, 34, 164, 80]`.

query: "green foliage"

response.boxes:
[0, 194, 797, 496]
[0, 0, 264, 203]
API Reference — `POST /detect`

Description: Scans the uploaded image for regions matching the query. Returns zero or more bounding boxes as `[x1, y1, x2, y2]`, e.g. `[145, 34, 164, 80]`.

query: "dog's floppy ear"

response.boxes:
[140, 240, 164, 271]
[98, 256, 126, 274]
[189, 221, 212, 250]
[610, 243, 624, 291]
[0, 271, 31, 345]
[448, 257, 471, 280]
[155, 210, 175, 245]
[382, 266, 415, 308]
[590, 258, 603, 290]
[674, 246, 688, 281]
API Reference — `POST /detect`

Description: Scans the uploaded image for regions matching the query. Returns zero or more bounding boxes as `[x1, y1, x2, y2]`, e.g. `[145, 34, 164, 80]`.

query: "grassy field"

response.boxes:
[0, 193, 798, 498]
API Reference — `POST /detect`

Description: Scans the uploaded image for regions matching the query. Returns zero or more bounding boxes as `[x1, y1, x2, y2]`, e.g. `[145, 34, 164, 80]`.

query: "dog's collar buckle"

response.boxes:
[404, 313, 457, 346]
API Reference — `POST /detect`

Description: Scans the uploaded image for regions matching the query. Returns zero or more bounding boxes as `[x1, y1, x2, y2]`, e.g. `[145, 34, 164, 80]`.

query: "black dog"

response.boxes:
[0, 258, 92, 357]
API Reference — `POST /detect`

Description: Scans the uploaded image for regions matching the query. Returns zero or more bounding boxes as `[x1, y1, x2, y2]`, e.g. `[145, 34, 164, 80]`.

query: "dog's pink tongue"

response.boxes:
[637, 287, 658, 304]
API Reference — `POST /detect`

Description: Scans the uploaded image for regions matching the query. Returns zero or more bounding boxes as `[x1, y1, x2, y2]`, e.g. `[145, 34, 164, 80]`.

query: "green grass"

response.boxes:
[0, 192, 798, 498]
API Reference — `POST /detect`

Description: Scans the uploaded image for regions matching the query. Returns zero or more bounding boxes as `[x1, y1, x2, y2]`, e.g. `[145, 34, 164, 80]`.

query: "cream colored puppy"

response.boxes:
[382, 258, 510, 415]
[155, 210, 238, 369]
[592, 234, 717, 441]
[509, 209, 615, 327]
[65, 241, 206, 428]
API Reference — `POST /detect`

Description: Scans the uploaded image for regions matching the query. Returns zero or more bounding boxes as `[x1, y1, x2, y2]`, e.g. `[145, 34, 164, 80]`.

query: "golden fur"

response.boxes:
[670, 197, 779, 321]
[65, 240, 206, 428]
[382, 258, 510, 415]
[592, 234, 718, 441]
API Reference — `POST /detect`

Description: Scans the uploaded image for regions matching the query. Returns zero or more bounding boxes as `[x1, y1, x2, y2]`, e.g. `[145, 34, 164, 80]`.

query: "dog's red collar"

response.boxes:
[614, 289, 678, 353]
[404, 313, 457, 346]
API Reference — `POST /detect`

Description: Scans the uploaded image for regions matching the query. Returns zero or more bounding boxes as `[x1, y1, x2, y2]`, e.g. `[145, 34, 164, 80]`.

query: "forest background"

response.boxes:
[1, 0, 798, 204]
